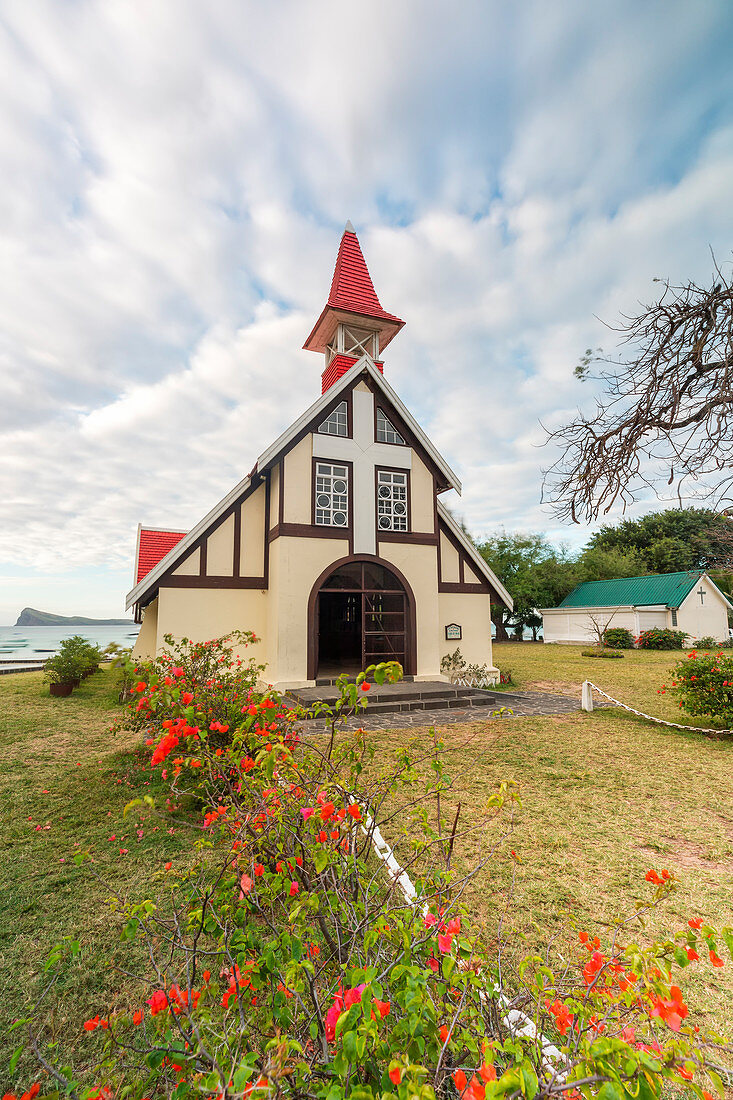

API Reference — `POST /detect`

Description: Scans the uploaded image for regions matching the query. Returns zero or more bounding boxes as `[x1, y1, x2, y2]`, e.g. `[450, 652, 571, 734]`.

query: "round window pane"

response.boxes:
[333, 479, 346, 494]
[378, 485, 390, 497]
[317, 493, 330, 507]
[394, 501, 406, 515]
[378, 515, 391, 529]
[333, 511, 347, 525]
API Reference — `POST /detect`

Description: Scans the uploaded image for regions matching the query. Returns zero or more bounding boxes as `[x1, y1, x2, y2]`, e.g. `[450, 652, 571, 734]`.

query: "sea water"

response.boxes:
[0, 624, 140, 663]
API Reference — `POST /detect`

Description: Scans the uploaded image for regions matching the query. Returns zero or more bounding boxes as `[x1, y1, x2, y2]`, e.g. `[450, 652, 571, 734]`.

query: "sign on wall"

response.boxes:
[445, 623, 462, 641]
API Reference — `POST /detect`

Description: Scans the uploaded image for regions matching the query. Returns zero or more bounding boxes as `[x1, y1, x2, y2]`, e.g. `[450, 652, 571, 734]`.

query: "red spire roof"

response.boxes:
[135, 527, 187, 584]
[304, 223, 404, 354]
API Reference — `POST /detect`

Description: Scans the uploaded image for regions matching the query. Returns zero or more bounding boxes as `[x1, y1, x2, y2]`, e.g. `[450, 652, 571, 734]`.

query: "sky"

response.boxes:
[1, 0, 733, 622]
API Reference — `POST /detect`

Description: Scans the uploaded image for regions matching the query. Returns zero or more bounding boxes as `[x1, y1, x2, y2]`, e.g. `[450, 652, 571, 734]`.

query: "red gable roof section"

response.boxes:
[326, 229, 402, 324]
[136, 528, 188, 584]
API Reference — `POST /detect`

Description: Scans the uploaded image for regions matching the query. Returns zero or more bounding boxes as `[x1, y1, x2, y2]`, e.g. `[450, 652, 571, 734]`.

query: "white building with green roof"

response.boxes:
[541, 571, 732, 646]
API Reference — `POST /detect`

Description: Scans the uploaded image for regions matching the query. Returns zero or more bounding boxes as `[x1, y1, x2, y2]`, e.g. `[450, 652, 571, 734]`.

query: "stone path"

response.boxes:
[296, 689, 607, 734]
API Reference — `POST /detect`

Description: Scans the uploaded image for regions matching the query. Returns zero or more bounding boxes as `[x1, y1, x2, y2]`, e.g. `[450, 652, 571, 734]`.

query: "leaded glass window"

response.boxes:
[377, 469, 408, 531]
[376, 408, 405, 445]
[318, 400, 348, 437]
[315, 462, 349, 527]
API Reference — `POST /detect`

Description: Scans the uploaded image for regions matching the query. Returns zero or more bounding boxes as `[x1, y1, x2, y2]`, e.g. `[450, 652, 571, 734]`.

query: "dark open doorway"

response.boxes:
[311, 558, 414, 680]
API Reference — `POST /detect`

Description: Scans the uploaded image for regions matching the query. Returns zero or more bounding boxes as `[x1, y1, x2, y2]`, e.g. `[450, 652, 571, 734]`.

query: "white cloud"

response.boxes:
[1, 0, 732, 619]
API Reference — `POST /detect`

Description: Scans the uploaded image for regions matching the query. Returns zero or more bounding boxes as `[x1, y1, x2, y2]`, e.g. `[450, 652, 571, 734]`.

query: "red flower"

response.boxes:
[688, 917, 703, 929]
[453, 1069, 468, 1092]
[709, 949, 724, 967]
[182, 692, 194, 705]
[686, 947, 699, 961]
[83, 1015, 100, 1031]
[164, 861, 172, 870]
[374, 998, 391, 1017]
[289, 880, 299, 896]
[254, 862, 264, 876]
[320, 801, 335, 821]
[347, 804, 361, 820]
[132, 1010, 143, 1025]
[361, 681, 370, 692]
[388, 1066, 401, 1085]
[439, 1024, 450, 1042]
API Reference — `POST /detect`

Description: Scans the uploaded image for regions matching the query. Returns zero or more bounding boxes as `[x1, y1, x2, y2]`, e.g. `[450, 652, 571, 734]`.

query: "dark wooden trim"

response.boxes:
[311, 455, 354, 540]
[161, 576, 268, 590]
[306, 553, 418, 680]
[378, 532, 439, 546]
[232, 505, 241, 578]
[278, 459, 284, 527]
[438, 581, 491, 594]
[374, 463, 411, 544]
[270, 522, 350, 541]
[199, 537, 207, 577]
[362, 373, 452, 490]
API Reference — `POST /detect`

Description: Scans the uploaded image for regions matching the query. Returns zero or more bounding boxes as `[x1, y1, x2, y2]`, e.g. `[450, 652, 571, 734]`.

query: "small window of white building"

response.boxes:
[315, 462, 349, 527]
[377, 469, 408, 531]
[376, 408, 405, 445]
[318, 400, 348, 437]
[671, 609, 678, 626]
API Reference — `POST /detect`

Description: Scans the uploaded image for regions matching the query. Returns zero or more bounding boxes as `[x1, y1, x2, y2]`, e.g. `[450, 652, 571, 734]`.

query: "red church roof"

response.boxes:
[304, 223, 404, 353]
[135, 527, 187, 584]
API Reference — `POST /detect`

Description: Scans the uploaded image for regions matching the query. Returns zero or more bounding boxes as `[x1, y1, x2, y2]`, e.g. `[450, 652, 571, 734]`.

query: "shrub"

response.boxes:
[19, 636, 733, 1098]
[603, 626, 635, 649]
[581, 648, 624, 658]
[637, 627, 688, 650]
[668, 649, 733, 730]
[43, 636, 94, 685]
[440, 646, 497, 687]
[695, 635, 720, 650]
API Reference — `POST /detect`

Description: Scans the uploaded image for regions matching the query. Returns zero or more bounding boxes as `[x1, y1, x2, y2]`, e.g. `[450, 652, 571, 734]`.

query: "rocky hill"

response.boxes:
[15, 607, 134, 627]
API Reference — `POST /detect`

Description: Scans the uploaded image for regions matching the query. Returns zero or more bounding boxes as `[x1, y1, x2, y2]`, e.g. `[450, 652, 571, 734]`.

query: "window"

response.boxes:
[377, 469, 408, 531]
[315, 462, 349, 527]
[376, 407, 405, 445]
[318, 400, 348, 437]
[671, 609, 678, 626]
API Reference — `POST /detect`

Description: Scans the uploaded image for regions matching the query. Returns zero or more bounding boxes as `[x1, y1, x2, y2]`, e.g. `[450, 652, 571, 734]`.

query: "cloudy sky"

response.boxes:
[1, 0, 732, 621]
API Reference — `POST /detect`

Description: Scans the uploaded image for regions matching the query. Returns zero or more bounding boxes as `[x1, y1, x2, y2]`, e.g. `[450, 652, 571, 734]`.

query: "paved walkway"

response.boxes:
[296, 689, 605, 733]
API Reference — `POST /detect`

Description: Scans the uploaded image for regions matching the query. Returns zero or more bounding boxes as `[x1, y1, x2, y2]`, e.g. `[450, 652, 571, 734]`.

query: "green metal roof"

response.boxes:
[558, 572, 703, 609]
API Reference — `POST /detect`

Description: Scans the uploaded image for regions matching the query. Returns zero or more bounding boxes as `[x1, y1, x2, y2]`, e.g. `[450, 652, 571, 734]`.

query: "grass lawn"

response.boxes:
[2, 647, 732, 1090]
[0, 667, 196, 1088]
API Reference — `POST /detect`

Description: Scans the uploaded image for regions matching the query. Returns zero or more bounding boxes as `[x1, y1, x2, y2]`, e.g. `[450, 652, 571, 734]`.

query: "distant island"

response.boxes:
[15, 608, 135, 627]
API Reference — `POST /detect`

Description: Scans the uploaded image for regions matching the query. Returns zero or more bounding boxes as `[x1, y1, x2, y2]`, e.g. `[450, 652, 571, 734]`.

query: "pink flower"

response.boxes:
[289, 880, 299, 896]
[300, 807, 315, 820]
[438, 933, 453, 954]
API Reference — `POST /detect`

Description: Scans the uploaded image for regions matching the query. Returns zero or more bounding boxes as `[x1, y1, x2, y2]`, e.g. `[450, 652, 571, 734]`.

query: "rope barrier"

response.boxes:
[583, 681, 733, 737]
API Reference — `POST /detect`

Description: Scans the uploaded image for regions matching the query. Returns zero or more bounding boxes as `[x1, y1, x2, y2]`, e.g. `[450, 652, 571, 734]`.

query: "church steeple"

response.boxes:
[304, 223, 405, 393]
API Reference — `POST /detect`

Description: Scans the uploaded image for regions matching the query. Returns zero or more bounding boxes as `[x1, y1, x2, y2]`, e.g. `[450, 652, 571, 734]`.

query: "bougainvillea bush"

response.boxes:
[15, 634, 733, 1099]
[637, 629, 688, 650]
[665, 649, 733, 731]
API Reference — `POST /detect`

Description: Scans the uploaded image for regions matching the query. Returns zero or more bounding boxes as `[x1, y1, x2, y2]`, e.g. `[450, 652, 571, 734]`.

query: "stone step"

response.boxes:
[287, 680, 511, 716]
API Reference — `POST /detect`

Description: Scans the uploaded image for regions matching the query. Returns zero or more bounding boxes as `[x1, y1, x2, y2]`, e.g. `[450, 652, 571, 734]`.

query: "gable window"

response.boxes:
[377, 469, 408, 531]
[315, 462, 349, 527]
[671, 609, 678, 626]
[318, 400, 348, 437]
[376, 407, 405, 445]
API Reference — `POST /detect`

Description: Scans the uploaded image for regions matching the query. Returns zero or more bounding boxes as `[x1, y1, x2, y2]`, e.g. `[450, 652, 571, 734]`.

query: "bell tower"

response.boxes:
[304, 222, 405, 393]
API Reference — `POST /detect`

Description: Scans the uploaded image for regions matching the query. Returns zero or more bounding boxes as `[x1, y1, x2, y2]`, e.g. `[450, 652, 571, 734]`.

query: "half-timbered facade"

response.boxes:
[126, 224, 512, 687]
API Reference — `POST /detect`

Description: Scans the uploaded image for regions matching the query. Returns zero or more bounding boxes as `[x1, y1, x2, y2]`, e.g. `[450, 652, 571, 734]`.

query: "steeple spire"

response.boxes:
[304, 223, 405, 393]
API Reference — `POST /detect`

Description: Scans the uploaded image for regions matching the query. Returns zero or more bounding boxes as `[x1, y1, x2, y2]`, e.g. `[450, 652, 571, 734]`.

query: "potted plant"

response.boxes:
[44, 642, 87, 696]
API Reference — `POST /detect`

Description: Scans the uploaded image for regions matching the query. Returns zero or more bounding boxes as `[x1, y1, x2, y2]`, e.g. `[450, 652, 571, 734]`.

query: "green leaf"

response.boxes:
[9, 1043, 23, 1075]
[596, 1084, 623, 1100]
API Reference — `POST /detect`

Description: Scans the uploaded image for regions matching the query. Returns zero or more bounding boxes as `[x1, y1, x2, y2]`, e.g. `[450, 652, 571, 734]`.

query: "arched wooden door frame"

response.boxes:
[307, 554, 417, 680]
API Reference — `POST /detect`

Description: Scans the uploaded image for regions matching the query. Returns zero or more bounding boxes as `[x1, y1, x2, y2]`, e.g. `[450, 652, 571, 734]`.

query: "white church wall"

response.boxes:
[677, 580, 729, 643]
[438, 592, 495, 675]
[379, 541, 441, 680]
[267, 535, 350, 687]
[439, 531, 460, 583]
[241, 482, 266, 577]
[206, 514, 235, 576]
[268, 464, 280, 531]
[156, 586, 271, 674]
[410, 454, 435, 533]
[132, 597, 158, 660]
[172, 547, 200, 576]
[283, 436, 312, 525]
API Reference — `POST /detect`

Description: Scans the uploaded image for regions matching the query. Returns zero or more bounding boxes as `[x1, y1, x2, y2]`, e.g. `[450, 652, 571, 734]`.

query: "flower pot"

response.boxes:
[70, 677, 81, 687]
[50, 681, 74, 697]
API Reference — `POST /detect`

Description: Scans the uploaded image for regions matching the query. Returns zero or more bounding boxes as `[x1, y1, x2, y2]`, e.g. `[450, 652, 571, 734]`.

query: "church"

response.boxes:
[126, 224, 512, 688]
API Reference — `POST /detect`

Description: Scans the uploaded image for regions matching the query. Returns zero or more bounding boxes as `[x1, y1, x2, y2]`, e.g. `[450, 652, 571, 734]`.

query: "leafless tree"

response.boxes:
[585, 608, 621, 648]
[543, 257, 733, 523]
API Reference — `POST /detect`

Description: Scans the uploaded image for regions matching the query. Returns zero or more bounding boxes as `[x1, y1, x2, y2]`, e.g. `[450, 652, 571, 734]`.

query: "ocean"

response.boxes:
[0, 623, 140, 665]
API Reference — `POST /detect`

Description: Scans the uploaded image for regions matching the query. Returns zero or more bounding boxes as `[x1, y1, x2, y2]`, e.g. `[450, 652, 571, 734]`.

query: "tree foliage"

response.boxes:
[587, 508, 733, 574]
[543, 262, 733, 522]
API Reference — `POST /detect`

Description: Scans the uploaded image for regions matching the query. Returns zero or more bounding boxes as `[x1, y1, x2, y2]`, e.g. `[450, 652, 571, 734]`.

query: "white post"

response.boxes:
[581, 681, 594, 712]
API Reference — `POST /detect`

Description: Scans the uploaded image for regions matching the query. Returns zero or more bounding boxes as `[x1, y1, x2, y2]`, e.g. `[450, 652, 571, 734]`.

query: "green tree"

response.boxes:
[477, 532, 575, 640]
[586, 508, 733, 573]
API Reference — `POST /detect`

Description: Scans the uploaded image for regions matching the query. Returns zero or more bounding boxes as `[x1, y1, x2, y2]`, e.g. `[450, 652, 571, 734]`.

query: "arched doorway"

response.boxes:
[308, 556, 416, 680]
